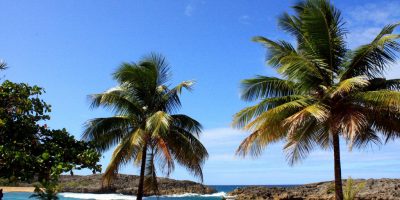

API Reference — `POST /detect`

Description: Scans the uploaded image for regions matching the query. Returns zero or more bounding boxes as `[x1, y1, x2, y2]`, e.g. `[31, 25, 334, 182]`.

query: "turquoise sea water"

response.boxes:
[3, 185, 296, 199]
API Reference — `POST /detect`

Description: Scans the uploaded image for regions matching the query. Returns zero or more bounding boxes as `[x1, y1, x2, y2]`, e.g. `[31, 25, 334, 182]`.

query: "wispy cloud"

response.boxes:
[197, 127, 400, 184]
[238, 15, 251, 25]
[344, 1, 400, 79]
[184, 0, 206, 17]
[347, 1, 400, 26]
[345, 1, 400, 48]
[184, 4, 195, 16]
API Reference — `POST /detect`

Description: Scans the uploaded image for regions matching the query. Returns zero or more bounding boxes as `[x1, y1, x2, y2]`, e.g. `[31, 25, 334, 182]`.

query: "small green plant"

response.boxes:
[326, 182, 335, 194]
[343, 177, 365, 200]
[29, 181, 59, 200]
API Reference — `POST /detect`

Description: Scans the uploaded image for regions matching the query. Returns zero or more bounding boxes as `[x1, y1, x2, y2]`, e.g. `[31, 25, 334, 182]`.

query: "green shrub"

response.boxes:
[29, 181, 59, 200]
[343, 177, 365, 200]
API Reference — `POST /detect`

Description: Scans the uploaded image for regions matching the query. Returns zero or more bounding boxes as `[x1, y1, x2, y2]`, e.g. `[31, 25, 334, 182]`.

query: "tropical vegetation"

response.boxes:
[83, 53, 208, 200]
[0, 65, 101, 184]
[30, 181, 59, 200]
[343, 177, 365, 200]
[233, 0, 400, 199]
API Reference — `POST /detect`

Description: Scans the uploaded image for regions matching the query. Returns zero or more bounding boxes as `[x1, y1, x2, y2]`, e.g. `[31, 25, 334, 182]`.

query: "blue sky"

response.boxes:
[1, 0, 400, 185]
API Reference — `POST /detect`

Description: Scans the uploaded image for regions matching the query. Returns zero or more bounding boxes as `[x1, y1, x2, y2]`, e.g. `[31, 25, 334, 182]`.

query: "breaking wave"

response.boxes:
[59, 192, 228, 199]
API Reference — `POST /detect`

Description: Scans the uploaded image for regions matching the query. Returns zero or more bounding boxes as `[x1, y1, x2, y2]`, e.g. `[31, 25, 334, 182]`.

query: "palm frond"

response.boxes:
[89, 87, 143, 116]
[366, 108, 400, 142]
[330, 76, 369, 97]
[341, 23, 400, 79]
[141, 53, 171, 86]
[284, 118, 323, 165]
[163, 80, 195, 113]
[284, 103, 329, 128]
[277, 51, 329, 85]
[82, 116, 133, 152]
[155, 138, 175, 176]
[298, 0, 347, 76]
[244, 97, 313, 131]
[0, 61, 7, 71]
[235, 97, 314, 157]
[166, 128, 208, 182]
[366, 78, 400, 91]
[236, 127, 286, 157]
[355, 90, 400, 111]
[252, 36, 296, 68]
[241, 76, 296, 101]
[350, 126, 381, 150]
[171, 114, 202, 137]
[233, 95, 306, 128]
[102, 130, 143, 187]
[146, 111, 171, 138]
[337, 110, 368, 149]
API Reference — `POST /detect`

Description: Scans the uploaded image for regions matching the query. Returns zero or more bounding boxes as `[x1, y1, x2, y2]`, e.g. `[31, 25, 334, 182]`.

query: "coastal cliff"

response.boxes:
[58, 174, 216, 196]
[228, 179, 400, 200]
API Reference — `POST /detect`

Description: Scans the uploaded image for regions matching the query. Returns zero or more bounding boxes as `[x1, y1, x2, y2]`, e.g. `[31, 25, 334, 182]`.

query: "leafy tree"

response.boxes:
[0, 80, 101, 183]
[233, 1, 400, 200]
[0, 80, 51, 181]
[83, 53, 208, 200]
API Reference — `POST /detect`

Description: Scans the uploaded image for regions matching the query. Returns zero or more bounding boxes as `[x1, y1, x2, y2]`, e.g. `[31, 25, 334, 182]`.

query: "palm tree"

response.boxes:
[233, 1, 400, 200]
[83, 53, 208, 200]
[0, 61, 7, 79]
[0, 61, 6, 71]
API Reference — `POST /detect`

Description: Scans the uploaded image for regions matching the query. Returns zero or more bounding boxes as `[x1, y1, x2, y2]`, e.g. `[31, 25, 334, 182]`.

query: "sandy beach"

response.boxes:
[1, 186, 35, 192]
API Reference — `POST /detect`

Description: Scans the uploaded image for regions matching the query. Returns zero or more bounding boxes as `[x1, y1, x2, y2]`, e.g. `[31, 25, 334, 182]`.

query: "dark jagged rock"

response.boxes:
[58, 174, 216, 196]
[228, 179, 400, 200]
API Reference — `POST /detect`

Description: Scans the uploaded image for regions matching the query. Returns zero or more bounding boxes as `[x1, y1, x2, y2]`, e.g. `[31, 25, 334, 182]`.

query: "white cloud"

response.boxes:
[200, 127, 247, 160]
[200, 127, 245, 143]
[198, 127, 400, 184]
[184, 0, 206, 17]
[238, 15, 251, 25]
[345, 1, 400, 48]
[347, 2, 400, 26]
[184, 4, 194, 16]
[346, 27, 381, 48]
[344, 1, 400, 80]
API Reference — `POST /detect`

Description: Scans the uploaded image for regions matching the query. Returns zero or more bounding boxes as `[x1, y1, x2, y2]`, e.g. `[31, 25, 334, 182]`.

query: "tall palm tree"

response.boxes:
[233, 1, 400, 199]
[83, 53, 208, 200]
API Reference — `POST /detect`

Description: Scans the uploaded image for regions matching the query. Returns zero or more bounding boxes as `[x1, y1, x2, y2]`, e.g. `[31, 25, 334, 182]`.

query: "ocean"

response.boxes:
[3, 185, 296, 199]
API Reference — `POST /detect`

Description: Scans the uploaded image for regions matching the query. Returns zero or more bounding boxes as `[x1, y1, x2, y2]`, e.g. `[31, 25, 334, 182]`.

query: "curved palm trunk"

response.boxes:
[333, 133, 343, 200]
[137, 144, 148, 200]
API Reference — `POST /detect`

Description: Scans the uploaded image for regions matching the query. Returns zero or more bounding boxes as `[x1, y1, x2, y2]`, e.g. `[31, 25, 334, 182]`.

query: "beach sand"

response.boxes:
[1, 186, 35, 192]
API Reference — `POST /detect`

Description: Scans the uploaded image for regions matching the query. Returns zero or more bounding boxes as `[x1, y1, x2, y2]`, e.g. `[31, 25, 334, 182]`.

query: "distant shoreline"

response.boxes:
[1, 186, 35, 192]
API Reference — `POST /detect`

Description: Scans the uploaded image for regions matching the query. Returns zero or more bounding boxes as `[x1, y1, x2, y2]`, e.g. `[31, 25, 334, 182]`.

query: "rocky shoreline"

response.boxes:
[57, 174, 216, 196]
[227, 178, 400, 200]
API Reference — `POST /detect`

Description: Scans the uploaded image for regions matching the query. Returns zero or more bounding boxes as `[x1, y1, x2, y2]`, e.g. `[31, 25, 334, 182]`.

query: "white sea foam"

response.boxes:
[59, 192, 229, 199]
[158, 191, 227, 197]
[59, 192, 137, 200]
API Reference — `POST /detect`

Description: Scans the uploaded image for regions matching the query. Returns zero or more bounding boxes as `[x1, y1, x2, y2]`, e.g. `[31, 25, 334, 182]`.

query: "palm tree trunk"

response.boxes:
[333, 133, 343, 200]
[137, 144, 148, 200]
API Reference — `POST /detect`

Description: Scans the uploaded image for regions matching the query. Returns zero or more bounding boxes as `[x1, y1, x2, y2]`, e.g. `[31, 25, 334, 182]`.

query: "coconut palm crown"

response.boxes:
[83, 53, 208, 200]
[233, 1, 400, 199]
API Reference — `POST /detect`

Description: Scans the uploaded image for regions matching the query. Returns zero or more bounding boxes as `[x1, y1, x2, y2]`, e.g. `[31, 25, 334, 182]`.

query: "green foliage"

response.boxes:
[0, 80, 51, 181]
[83, 53, 208, 197]
[326, 182, 335, 194]
[234, 0, 399, 199]
[0, 80, 101, 183]
[343, 177, 366, 200]
[234, 0, 400, 167]
[30, 181, 59, 200]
